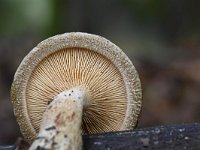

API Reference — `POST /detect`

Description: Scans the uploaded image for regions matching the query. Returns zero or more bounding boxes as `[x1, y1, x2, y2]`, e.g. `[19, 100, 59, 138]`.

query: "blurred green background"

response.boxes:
[0, 0, 200, 144]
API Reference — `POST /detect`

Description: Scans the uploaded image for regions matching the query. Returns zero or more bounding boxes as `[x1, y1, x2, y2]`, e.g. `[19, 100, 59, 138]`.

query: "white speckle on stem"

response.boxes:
[29, 86, 89, 150]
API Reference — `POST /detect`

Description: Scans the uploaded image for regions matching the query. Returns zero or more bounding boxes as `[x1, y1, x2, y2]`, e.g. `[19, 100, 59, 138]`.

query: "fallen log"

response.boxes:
[1, 123, 200, 150]
[83, 123, 200, 150]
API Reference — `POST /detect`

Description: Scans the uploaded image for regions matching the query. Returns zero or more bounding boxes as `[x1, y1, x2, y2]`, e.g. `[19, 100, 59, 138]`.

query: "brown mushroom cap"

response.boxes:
[11, 32, 142, 143]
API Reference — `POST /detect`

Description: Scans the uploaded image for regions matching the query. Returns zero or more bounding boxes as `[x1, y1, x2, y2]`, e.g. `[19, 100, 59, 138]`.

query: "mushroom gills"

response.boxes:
[29, 87, 88, 150]
[26, 48, 127, 137]
[11, 33, 142, 146]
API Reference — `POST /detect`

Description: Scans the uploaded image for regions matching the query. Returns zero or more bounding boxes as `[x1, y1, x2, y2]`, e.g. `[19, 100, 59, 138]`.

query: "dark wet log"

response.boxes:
[83, 123, 200, 150]
[0, 145, 16, 150]
[1, 123, 200, 150]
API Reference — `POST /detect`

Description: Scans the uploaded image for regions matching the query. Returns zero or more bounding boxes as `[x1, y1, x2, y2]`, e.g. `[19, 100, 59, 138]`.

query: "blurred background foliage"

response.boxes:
[0, 0, 200, 144]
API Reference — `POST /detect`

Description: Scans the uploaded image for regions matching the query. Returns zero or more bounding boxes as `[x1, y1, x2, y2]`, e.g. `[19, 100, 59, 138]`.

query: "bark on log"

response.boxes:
[1, 123, 200, 150]
[83, 123, 200, 150]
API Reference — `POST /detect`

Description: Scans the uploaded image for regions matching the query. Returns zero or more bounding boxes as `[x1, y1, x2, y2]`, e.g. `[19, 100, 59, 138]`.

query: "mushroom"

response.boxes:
[11, 32, 142, 149]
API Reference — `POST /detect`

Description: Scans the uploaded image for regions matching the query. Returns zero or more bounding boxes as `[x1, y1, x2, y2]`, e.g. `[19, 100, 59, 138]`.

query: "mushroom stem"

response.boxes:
[29, 87, 89, 150]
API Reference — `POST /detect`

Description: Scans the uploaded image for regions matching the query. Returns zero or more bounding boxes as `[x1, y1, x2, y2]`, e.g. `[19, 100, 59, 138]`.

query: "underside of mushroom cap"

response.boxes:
[11, 32, 142, 143]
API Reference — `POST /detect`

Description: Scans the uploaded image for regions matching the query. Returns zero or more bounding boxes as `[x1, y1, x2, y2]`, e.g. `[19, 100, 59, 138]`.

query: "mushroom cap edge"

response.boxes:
[10, 32, 142, 143]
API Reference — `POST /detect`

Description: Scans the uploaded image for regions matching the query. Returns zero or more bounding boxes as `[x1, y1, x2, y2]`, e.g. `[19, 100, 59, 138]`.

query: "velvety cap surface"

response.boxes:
[11, 32, 142, 143]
